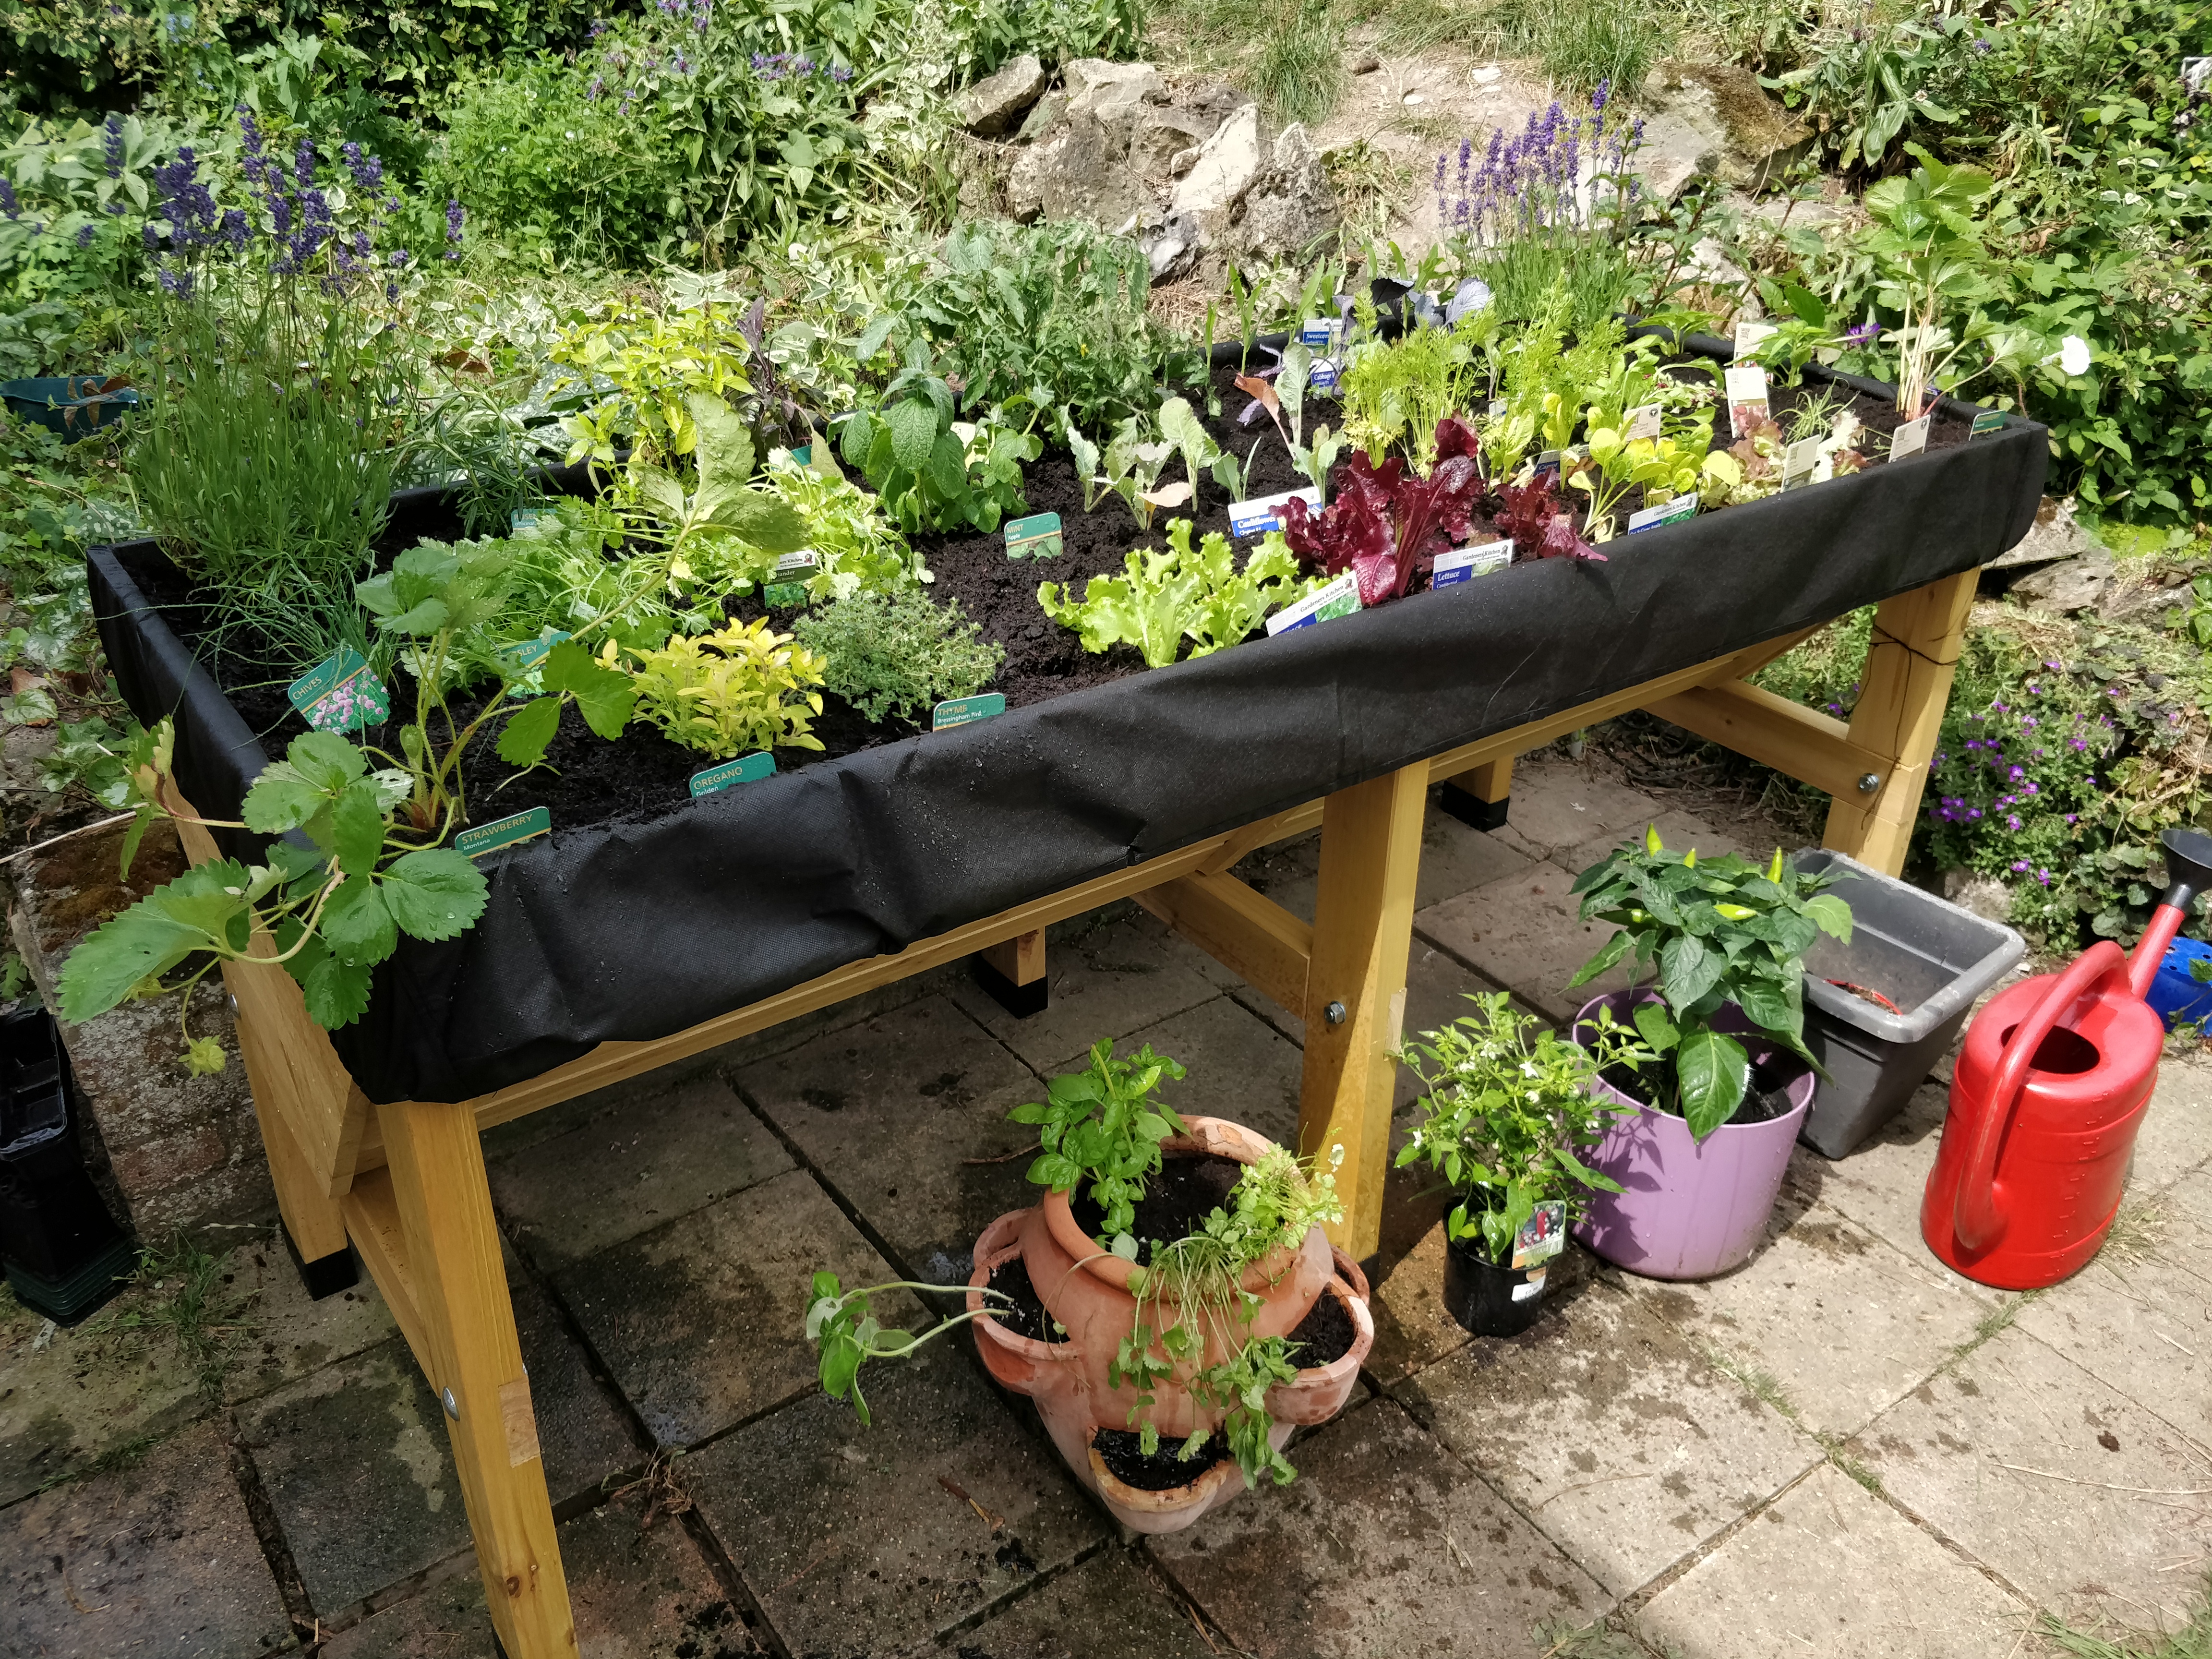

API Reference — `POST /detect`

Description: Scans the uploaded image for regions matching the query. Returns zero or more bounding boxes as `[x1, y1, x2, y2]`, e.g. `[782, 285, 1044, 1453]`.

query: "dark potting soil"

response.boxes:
[122, 358, 1975, 840]
[1287, 1284, 1355, 1368]
[1069, 1151, 1246, 1263]
[983, 1255, 1068, 1344]
[1602, 1047, 1804, 1126]
[1092, 1426, 1231, 1492]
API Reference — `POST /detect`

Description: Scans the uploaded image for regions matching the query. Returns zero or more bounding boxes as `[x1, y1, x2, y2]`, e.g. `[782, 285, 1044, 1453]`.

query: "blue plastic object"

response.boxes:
[2146, 937, 2212, 1030]
[1, 377, 139, 439]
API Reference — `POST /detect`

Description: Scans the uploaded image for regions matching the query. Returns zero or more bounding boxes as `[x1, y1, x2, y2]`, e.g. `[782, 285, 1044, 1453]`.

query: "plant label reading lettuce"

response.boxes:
[763, 582, 808, 608]
[1003, 512, 1064, 560]
[1430, 538, 1513, 589]
[689, 753, 774, 797]
[773, 549, 819, 576]
[1627, 493, 1698, 534]
[1300, 317, 1342, 349]
[1229, 486, 1322, 539]
[288, 649, 390, 733]
[1624, 404, 1662, 442]
[1265, 571, 1360, 635]
[1969, 409, 2007, 440]
[932, 693, 1005, 729]
[1891, 414, 1932, 462]
[1733, 320, 1778, 361]
[1781, 436, 1823, 490]
[1532, 449, 1562, 481]
[456, 805, 550, 859]
[1511, 1200, 1566, 1269]
[1723, 365, 1770, 439]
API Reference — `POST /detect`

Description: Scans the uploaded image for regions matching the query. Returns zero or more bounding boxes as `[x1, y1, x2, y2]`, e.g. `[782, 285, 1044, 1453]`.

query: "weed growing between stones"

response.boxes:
[2038, 1573, 2212, 1659]
[76, 1234, 259, 1404]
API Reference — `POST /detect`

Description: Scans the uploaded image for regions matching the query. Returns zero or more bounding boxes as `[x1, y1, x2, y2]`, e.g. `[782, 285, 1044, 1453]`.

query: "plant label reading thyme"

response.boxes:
[1733, 320, 1779, 361]
[1266, 571, 1360, 635]
[1229, 485, 1322, 539]
[1624, 403, 1663, 442]
[1724, 365, 1770, 439]
[689, 752, 774, 796]
[1891, 414, 1933, 462]
[1781, 436, 1824, 490]
[288, 649, 390, 733]
[1511, 1200, 1567, 1269]
[932, 692, 1006, 729]
[1430, 538, 1514, 589]
[1627, 493, 1698, 534]
[457, 805, 550, 858]
[1003, 511, 1064, 560]
[1969, 409, 2007, 440]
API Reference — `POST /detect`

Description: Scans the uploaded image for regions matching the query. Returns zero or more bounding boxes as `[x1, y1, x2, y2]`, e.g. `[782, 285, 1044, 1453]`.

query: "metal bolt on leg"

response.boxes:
[1857, 773, 1881, 793]
[1324, 1001, 1347, 1025]
[442, 1387, 459, 1420]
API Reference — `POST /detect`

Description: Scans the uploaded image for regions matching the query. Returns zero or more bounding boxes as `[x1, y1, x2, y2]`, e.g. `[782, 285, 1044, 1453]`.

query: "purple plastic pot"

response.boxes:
[1569, 991, 1814, 1281]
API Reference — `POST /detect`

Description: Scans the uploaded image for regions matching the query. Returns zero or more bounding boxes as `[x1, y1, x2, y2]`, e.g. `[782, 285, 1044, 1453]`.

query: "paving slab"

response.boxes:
[320, 1489, 756, 1659]
[1096, 995, 1306, 1149]
[686, 1341, 1104, 1659]
[913, 1547, 1215, 1658]
[0, 1418, 294, 1658]
[1239, 798, 1537, 930]
[2126, 1053, 2212, 1195]
[1396, 1281, 1819, 1595]
[554, 1167, 917, 1449]
[737, 995, 1041, 1286]
[490, 1072, 794, 1272]
[1608, 1188, 1990, 1437]
[1859, 1324, 2212, 1627]
[222, 1228, 400, 1406]
[1486, 759, 1660, 856]
[1637, 1462, 2034, 1659]
[1556, 806, 1760, 883]
[1785, 1081, 1978, 1285]
[1148, 1395, 1609, 1657]
[1415, 863, 1631, 1024]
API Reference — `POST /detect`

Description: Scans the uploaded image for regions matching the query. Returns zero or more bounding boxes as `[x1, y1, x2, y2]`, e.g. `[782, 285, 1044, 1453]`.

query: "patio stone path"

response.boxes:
[3, 751, 2207, 1658]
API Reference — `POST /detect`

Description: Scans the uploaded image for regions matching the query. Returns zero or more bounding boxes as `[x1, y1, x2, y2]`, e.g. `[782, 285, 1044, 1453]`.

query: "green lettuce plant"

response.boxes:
[1038, 520, 1312, 669]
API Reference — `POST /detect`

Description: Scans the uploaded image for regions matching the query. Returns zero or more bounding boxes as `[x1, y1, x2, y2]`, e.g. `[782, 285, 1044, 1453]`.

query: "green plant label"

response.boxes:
[763, 582, 809, 608]
[509, 507, 550, 531]
[932, 693, 1006, 730]
[1229, 486, 1321, 539]
[1723, 366, 1769, 439]
[689, 753, 775, 797]
[1891, 415, 1932, 463]
[1266, 571, 1360, 635]
[1431, 538, 1514, 589]
[1969, 409, 2007, 440]
[456, 805, 551, 859]
[773, 550, 819, 576]
[288, 649, 390, 733]
[1781, 436, 1823, 490]
[1004, 512, 1064, 560]
[1627, 493, 1699, 534]
[1733, 320, 1778, 361]
[1623, 404, 1662, 442]
[1511, 1201, 1566, 1269]
[791, 444, 812, 466]
[499, 629, 572, 687]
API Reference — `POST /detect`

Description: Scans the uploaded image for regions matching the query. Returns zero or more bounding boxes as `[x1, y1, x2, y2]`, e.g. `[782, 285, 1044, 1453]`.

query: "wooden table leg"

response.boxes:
[1437, 754, 1514, 831]
[974, 927, 1048, 1017]
[378, 1097, 576, 1659]
[1296, 764, 1427, 1262]
[1821, 570, 1978, 877]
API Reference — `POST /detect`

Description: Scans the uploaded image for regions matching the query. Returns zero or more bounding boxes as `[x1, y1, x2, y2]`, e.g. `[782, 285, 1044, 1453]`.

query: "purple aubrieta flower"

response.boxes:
[0, 178, 18, 219]
[293, 137, 317, 191]
[1842, 322, 1882, 347]
[1972, 36, 1993, 52]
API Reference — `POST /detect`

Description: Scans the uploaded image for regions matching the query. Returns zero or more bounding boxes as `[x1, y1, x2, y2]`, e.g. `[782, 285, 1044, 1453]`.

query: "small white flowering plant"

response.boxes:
[1395, 993, 1652, 1264]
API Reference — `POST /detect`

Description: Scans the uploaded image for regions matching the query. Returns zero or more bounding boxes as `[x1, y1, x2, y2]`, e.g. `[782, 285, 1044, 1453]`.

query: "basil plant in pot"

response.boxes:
[1564, 830, 1853, 1280]
[1397, 993, 1652, 1336]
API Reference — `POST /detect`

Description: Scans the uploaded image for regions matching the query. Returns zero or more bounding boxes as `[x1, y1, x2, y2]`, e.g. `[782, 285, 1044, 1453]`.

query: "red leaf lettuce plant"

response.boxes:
[1279, 417, 1491, 606]
[1494, 474, 1605, 564]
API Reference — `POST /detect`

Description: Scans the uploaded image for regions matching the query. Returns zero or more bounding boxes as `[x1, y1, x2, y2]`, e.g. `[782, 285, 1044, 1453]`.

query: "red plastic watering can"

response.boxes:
[1923, 826, 2212, 1290]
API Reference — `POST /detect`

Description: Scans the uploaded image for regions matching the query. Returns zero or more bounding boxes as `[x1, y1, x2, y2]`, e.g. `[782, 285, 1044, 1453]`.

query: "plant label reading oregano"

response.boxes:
[1511, 1201, 1567, 1269]
[288, 649, 390, 733]
[932, 692, 1006, 729]
[1781, 436, 1823, 490]
[1627, 493, 1698, 534]
[1969, 409, 2007, 440]
[1003, 512, 1064, 560]
[1431, 538, 1514, 589]
[456, 805, 551, 858]
[689, 752, 775, 797]
[1265, 571, 1360, 635]
[1891, 414, 1933, 462]
[1624, 404, 1662, 442]
[1723, 365, 1770, 440]
[773, 549, 820, 576]
[763, 582, 809, 608]
[1229, 485, 1321, 539]
[1733, 320, 1778, 361]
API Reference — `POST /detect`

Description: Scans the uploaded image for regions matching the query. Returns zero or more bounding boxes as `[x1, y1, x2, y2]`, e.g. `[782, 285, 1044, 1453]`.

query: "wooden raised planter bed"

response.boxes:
[87, 354, 2045, 1658]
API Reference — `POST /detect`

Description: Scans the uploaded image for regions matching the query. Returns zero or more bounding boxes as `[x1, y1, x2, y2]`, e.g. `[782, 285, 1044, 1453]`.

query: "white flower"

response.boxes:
[2059, 335, 2091, 376]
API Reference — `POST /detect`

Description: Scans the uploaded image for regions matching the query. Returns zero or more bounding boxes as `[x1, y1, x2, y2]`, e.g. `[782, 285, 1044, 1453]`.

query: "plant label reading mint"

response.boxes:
[1431, 538, 1514, 589]
[1781, 436, 1823, 490]
[457, 805, 550, 858]
[932, 692, 1005, 729]
[288, 649, 390, 733]
[1733, 320, 1778, 361]
[773, 549, 819, 576]
[1624, 404, 1662, 442]
[1003, 512, 1064, 560]
[1969, 409, 2007, 440]
[763, 582, 808, 608]
[1229, 485, 1321, 539]
[1511, 1201, 1567, 1269]
[1266, 571, 1360, 635]
[1891, 414, 1933, 462]
[689, 752, 774, 797]
[1723, 365, 1770, 439]
[1627, 493, 1698, 534]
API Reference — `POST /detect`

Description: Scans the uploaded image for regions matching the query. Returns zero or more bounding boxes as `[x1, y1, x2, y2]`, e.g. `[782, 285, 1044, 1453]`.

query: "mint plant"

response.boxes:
[1010, 1039, 1189, 1245]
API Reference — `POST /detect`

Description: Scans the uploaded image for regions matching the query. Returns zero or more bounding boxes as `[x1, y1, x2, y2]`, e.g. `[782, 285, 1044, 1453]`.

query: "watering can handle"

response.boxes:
[1953, 940, 2129, 1254]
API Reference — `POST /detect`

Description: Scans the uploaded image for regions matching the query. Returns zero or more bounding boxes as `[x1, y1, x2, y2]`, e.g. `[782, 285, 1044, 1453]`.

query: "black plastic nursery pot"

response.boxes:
[0, 1006, 137, 1325]
[1442, 1228, 1552, 1337]
[88, 342, 2047, 1107]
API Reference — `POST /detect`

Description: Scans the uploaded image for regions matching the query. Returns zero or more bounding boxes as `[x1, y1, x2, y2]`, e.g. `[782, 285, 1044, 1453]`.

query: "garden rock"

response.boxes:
[1628, 111, 1718, 202]
[1169, 103, 1266, 226]
[1943, 869, 2014, 926]
[1640, 61, 1813, 192]
[1007, 107, 1151, 229]
[1138, 209, 1203, 282]
[1017, 88, 1069, 142]
[1985, 496, 2101, 575]
[956, 52, 1047, 137]
[2011, 547, 2116, 614]
[1217, 122, 1337, 265]
[1133, 106, 1215, 176]
[1063, 58, 1166, 121]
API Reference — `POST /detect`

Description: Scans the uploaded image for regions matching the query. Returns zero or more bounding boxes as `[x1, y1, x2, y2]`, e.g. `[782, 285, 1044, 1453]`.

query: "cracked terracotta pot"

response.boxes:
[966, 1115, 1374, 1533]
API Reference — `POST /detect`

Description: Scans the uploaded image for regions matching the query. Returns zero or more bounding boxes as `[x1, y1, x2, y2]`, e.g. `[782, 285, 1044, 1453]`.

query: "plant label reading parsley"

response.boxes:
[456, 806, 551, 859]
[1891, 414, 1933, 462]
[288, 649, 389, 733]
[1431, 538, 1514, 589]
[1969, 409, 2007, 440]
[500, 630, 571, 676]
[1511, 1201, 1567, 1269]
[1265, 571, 1360, 635]
[932, 692, 1005, 729]
[1003, 512, 1064, 560]
[1624, 404, 1662, 442]
[763, 581, 809, 608]
[773, 549, 820, 576]
[1723, 365, 1770, 440]
[1627, 493, 1698, 534]
[1781, 436, 1823, 490]
[1733, 320, 1779, 361]
[1229, 486, 1322, 539]
[689, 752, 774, 797]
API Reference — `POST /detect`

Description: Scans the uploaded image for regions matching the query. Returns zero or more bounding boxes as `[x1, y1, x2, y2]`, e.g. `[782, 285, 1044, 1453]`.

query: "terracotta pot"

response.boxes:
[966, 1116, 1373, 1534]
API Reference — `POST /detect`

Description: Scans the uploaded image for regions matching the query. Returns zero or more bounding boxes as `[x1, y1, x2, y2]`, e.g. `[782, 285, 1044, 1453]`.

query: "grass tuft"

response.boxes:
[2038, 1573, 2212, 1659]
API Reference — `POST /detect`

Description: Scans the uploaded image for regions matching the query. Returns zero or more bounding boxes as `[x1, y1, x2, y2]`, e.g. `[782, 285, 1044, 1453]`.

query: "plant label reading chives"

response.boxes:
[932, 692, 1005, 729]
[1733, 320, 1778, 361]
[1969, 409, 2007, 440]
[1723, 365, 1770, 439]
[1627, 493, 1698, 534]
[1510, 1201, 1567, 1269]
[1300, 317, 1342, 349]
[1229, 485, 1322, 539]
[1891, 414, 1933, 462]
[773, 549, 820, 576]
[689, 752, 774, 797]
[1003, 512, 1064, 560]
[1781, 436, 1823, 490]
[288, 649, 390, 733]
[1624, 404, 1662, 442]
[1265, 571, 1360, 635]
[1431, 538, 1514, 589]
[457, 805, 550, 858]
[763, 582, 809, 608]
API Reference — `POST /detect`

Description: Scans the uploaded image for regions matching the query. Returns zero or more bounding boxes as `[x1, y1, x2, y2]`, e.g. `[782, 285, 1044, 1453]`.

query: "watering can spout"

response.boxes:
[2126, 827, 2212, 1000]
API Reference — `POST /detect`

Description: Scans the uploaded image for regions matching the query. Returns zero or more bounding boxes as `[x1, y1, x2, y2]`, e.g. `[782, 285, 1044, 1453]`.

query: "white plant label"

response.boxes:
[1309, 356, 1341, 392]
[1891, 414, 1933, 462]
[1723, 365, 1770, 439]
[1624, 404, 1663, 442]
[1487, 397, 1507, 421]
[1781, 436, 1823, 489]
[1266, 571, 1360, 635]
[1627, 493, 1698, 534]
[1228, 485, 1322, 539]
[772, 549, 819, 575]
[1300, 316, 1343, 349]
[1733, 319, 1779, 361]
[1430, 538, 1514, 589]
[1511, 1268, 1549, 1302]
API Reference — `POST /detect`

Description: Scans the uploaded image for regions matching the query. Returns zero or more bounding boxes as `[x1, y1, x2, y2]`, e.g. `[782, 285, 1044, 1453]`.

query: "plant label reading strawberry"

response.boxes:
[1891, 414, 1933, 462]
[288, 649, 390, 733]
[1733, 320, 1779, 361]
[1723, 365, 1770, 439]
[1511, 1201, 1567, 1269]
[1003, 512, 1064, 559]
[1781, 436, 1823, 490]
[1229, 485, 1322, 539]
[1969, 409, 2007, 440]
[1265, 571, 1360, 635]
[456, 805, 551, 858]
[773, 549, 820, 576]
[1624, 404, 1662, 441]
[689, 752, 775, 797]
[1627, 493, 1699, 534]
[932, 692, 1006, 729]
[1430, 538, 1514, 589]
[790, 444, 811, 466]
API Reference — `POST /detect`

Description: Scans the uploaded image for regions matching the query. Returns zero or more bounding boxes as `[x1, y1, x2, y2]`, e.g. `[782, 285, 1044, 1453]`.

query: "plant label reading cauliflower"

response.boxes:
[288, 649, 390, 733]
[1511, 1202, 1567, 1269]
[1265, 571, 1360, 635]
[932, 693, 1006, 729]
[1891, 414, 1932, 462]
[1627, 493, 1699, 534]
[1430, 539, 1514, 589]
[456, 806, 550, 858]
[689, 753, 774, 797]
[1228, 486, 1322, 539]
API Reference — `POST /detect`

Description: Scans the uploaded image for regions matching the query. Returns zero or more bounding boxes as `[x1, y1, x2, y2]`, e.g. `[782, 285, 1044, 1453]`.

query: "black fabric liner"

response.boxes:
[89, 345, 2047, 1104]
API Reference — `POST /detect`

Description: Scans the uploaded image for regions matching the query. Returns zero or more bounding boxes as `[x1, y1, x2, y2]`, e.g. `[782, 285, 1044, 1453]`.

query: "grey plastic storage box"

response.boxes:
[1789, 850, 2027, 1159]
